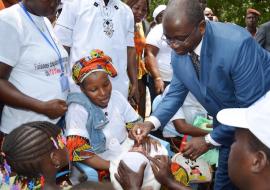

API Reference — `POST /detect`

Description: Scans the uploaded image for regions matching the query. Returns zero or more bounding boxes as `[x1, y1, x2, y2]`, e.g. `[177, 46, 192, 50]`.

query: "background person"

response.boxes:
[126, 0, 149, 118]
[255, 20, 270, 52]
[245, 8, 261, 37]
[145, 7, 172, 104]
[54, 0, 139, 104]
[150, 5, 166, 29]
[0, 0, 68, 136]
[203, 7, 213, 21]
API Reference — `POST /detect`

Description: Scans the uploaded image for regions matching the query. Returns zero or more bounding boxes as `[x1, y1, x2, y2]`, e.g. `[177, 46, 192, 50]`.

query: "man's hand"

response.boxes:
[128, 83, 139, 107]
[182, 137, 209, 160]
[154, 78, 165, 95]
[40, 99, 67, 119]
[129, 122, 154, 145]
[115, 160, 147, 190]
[148, 155, 174, 186]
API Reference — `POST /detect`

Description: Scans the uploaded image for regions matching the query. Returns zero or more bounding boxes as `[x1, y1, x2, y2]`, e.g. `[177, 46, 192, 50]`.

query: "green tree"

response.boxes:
[148, 0, 270, 26]
[208, 0, 270, 26]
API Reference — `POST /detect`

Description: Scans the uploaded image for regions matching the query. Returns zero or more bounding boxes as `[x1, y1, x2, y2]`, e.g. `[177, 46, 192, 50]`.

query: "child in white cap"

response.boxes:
[217, 91, 270, 190]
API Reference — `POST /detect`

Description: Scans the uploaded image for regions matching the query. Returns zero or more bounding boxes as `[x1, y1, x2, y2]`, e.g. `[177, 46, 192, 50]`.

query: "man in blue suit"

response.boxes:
[131, 0, 270, 189]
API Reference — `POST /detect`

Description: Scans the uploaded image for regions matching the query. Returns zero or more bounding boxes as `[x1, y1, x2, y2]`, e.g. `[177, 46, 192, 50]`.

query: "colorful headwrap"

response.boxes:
[72, 49, 118, 84]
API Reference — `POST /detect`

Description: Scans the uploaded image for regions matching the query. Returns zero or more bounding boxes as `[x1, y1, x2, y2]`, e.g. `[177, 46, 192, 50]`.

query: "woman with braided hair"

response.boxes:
[0, 121, 70, 189]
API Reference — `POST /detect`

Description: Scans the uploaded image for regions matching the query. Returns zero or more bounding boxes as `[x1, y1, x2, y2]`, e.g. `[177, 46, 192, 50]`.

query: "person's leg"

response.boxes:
[137, 78, 146, 118]
[214, 146, 238, 190]
[148, 76, 157, 105]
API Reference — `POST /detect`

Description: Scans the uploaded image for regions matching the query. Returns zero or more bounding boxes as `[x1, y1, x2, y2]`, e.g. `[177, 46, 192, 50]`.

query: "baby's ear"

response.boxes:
[50, 150, 61, 168]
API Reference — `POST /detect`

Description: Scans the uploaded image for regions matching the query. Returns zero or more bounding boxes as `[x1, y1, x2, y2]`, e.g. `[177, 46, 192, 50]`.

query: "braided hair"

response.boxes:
[2, 121, 61, 178]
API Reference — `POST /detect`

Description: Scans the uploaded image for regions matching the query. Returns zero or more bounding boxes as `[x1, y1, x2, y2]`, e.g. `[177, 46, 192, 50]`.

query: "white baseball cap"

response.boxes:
[153, 5, 166, 21]
[217, 91, 270, 148]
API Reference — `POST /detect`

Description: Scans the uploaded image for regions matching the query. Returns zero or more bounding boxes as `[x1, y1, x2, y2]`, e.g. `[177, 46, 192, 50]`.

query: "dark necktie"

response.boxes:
[190, 51, 200, 79]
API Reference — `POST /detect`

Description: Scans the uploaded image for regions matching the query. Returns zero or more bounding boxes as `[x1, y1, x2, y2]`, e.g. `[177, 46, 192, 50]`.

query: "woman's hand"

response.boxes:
[39, 99, 67, 119]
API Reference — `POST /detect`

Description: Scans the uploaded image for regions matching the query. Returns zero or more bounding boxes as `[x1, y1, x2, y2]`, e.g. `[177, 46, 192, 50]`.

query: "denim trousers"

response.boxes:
[214, 146, 238, 190]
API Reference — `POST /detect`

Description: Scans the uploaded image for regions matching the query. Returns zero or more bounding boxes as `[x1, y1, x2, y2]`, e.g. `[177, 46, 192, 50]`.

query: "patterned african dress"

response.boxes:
[134, 22, 147, 79]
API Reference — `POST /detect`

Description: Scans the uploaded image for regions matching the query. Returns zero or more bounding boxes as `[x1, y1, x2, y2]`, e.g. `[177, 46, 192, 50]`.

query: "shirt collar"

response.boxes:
[193, 39, 203, 57]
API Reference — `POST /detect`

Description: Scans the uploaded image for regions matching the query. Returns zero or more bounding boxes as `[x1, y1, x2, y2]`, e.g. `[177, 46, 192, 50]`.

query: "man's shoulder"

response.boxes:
[207, 21, 251, 48]
[0, 4, 21, 22]
[210, 21, 249, 38]
[259, 21, 270, 30]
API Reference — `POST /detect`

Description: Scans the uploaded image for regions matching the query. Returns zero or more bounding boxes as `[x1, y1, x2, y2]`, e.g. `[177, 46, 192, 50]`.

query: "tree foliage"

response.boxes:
[148, 0, 270, 27]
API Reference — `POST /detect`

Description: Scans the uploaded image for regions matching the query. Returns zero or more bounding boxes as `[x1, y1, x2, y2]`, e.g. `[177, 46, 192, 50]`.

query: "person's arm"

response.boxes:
[54, 1, 77, 52]
[173, 119, 208, 137]
[148, 155, 191, 190]
[130, 53, 188, 144]
[0, 62, 67, 119]
[127, 46, 139, 104]
[145, 44, 165, 94]
[66, 135, 110, 170]
[82, 155, 110, 170]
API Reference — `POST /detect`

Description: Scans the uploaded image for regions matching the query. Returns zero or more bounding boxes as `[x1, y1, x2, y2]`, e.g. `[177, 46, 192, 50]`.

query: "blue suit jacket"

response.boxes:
[153, 21, 270, 146]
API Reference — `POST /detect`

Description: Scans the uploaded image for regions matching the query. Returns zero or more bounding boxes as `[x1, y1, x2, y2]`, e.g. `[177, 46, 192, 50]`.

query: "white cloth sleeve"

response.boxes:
[0, 19, 21, 66]
[145, 116, 161, 130]
[206, 134, 221, 146]
[125, 7, 135, 47]
[65, 103, 89, 139]
[54, 1, 77, 47]
[146, 24, 162, 49]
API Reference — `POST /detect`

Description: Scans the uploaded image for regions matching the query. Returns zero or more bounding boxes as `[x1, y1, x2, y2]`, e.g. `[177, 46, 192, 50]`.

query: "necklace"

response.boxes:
[98, 0, 115, 38]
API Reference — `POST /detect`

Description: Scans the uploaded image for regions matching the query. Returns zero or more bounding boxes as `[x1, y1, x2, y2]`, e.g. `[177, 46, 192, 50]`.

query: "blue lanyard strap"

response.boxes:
[20, 2, 65, 75]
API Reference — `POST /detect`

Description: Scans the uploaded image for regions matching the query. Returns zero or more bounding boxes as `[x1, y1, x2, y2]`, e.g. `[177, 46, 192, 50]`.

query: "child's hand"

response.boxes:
[115, 160, 147, 190]
[147, 155, 174, 186]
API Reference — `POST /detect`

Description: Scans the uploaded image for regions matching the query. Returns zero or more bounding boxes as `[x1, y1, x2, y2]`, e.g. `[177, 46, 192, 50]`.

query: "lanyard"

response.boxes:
[19, 2, 65, 75]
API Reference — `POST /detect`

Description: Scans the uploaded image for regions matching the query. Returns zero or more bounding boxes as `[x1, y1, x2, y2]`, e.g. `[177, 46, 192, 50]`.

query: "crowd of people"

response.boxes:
[0, 0, 270, 189]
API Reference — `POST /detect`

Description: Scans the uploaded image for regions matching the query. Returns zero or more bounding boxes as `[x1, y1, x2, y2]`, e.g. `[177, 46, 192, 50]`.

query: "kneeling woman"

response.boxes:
[65, 50, 141, 180]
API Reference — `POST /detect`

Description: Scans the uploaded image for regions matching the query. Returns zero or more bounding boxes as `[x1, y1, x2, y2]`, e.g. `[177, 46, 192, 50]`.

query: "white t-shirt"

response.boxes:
[146, 24, 173, 82]
[0, 4, 69, 134]
[54, 0, 135, 97]
[65, 90, 139, 160]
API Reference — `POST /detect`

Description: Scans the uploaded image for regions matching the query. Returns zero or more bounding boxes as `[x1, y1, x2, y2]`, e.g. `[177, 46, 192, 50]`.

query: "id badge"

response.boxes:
[60, 75, 70, 92]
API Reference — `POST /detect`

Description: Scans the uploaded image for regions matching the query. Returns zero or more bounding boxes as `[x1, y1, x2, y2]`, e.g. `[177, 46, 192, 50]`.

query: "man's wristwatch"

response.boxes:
[204, 135, 215, 149]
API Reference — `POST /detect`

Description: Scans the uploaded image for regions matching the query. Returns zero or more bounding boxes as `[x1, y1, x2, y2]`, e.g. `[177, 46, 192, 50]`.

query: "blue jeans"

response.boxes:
[214, 146, 238, 190]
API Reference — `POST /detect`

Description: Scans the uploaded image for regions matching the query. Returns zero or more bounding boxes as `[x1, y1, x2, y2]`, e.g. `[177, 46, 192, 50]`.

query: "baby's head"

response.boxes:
[72, 49, 117, 108]
[111, 151, 160, 190]
[110, 142, 168, 190]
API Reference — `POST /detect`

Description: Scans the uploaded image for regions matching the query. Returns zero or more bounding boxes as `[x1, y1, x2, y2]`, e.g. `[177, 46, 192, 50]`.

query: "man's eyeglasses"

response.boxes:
[161, 25, 198, 47]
